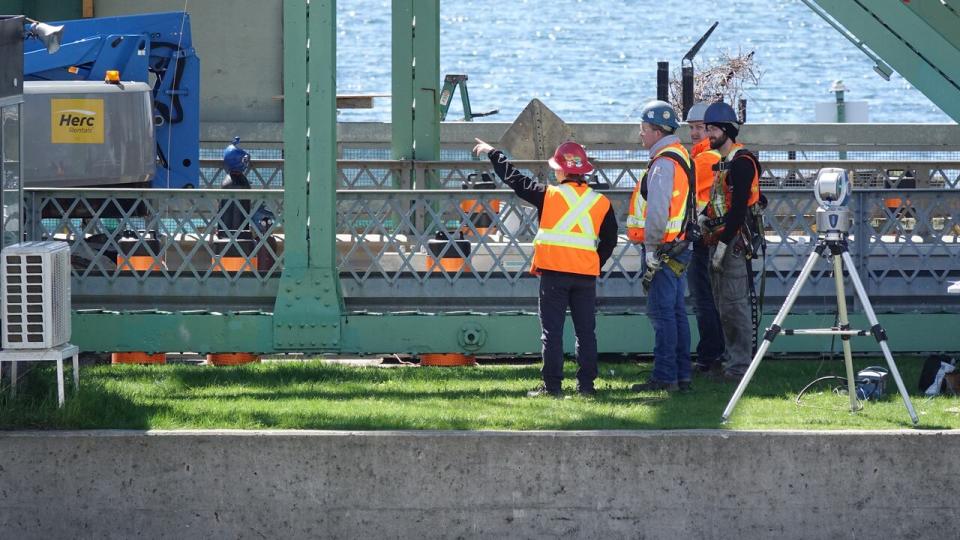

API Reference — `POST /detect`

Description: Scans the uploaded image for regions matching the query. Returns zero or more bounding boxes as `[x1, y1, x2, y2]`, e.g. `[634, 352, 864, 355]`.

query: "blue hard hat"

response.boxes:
[223, 136, 251, 174]
[639, 100, 679, 131]
[703, 102, 740, 125]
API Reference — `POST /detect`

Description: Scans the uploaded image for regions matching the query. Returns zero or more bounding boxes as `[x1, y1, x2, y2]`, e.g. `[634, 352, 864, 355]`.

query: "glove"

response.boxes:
[711, 241, 728, 273]
[645, 250, 661, 273]
[697, 213, 710, 237]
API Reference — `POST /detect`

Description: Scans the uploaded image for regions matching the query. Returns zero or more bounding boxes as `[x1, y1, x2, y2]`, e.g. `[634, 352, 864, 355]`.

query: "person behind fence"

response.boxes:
[699, 101, 764, 382]
[627, 100, 694, 393]
[472, 138, 618, 398]
[685, 102, 726, 375]
[220, 136, 252, 232]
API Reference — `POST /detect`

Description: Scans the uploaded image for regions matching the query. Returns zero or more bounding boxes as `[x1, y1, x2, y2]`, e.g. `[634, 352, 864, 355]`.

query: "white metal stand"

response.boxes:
[0, 343, 79, 407]
[721, 239, 919, 425]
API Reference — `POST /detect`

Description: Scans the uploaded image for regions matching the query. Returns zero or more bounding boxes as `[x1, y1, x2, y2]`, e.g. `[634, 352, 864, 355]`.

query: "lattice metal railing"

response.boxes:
[335, 187, 960, 310]
[22, 181, 960, 312]
[196, 157, 960, 191]
[25, 188, 284, 310]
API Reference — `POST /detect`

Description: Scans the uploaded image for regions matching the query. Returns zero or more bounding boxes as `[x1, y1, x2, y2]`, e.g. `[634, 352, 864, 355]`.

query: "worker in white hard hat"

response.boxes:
[685, 102, 726, 376]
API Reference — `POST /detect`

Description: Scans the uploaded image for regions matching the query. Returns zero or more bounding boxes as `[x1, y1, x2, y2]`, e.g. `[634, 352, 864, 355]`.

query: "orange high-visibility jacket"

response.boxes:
[692, 138, 721, 213]
[627, 142, 691, 244]
[531, 182, 611, 276]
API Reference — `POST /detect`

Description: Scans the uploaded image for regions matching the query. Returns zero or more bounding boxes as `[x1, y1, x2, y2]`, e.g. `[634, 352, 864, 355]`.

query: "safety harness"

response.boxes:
[711, 148, 768, 353]
[640, 148, 699, 290]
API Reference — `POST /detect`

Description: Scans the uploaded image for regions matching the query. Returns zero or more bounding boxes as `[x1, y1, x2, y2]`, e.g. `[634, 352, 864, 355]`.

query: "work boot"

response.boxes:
[630, 379, 679, 393]
[576, 384, 596, 397]
[695, 361, 723, 380]
[722, 371, 745, 383]
[527, 383, 563, 398]
[678, 380, 693, 393]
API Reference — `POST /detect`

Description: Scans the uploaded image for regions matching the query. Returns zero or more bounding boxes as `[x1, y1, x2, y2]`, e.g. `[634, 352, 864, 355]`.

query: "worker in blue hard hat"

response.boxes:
[685, 102, 726, 375]
[700, 102, 765, 382]
[627, 100, 694, 393]
[220, 137, 253, 232]
[472, 138, 618, 398]
[223, 136, 251, 175]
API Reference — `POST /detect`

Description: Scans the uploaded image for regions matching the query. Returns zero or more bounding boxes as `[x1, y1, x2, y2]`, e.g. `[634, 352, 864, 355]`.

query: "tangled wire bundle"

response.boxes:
[668, 50, 763, 112]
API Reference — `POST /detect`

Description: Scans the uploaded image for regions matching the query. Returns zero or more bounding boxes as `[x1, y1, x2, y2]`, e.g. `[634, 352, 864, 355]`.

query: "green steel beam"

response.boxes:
[391, 0, 440, 168]
[811, 0, 960, 122]
[412, 0, 440, 165]
[280, 0, 308, 269]
[338, 313, 960, 355]
[73, 311, 275, 354]
[71, 311, 960, 356]
[390, 0, 414, 161]
[904, 1, 960, 53]
[273, 0, 343, 352]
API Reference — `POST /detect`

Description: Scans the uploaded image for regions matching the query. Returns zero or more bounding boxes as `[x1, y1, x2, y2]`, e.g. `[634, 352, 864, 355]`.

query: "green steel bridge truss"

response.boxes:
[13, 1, 960, 355]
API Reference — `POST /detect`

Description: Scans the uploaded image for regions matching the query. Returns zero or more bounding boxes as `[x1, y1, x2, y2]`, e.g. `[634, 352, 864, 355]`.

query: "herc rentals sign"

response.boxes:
[50, 98, 104, 144]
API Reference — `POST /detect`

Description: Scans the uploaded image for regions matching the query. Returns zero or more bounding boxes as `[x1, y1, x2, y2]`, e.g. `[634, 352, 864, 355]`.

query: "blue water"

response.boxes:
[335, 0, 952, 124]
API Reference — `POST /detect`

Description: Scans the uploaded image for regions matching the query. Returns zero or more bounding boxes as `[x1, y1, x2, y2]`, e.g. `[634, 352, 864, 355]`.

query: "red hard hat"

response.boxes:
[547, 141, 594, 175]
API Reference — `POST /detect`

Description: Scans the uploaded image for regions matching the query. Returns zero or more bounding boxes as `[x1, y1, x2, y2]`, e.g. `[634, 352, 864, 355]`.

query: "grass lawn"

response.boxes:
[1, 357, 958, 430]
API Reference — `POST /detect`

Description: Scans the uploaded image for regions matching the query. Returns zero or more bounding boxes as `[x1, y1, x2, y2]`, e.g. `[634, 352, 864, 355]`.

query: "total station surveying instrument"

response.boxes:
[721, 168, 919, 425]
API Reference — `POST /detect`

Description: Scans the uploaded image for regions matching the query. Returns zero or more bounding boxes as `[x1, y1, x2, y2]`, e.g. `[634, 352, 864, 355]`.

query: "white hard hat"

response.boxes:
[686, 102, 710, 123]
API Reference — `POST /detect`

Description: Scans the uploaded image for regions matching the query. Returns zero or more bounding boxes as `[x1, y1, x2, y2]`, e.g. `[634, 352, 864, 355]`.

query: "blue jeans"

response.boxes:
[646, 248, 692, 384]
[538, 270, 599, 391]
[688, 240, 725, 366]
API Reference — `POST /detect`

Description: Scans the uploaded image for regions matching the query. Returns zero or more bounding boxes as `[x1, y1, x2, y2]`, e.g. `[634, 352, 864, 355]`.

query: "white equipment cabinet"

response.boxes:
[1, 241, 78, 406]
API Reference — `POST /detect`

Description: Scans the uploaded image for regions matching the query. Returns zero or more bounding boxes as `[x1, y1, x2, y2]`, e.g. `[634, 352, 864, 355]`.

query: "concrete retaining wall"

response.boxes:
[0, 430, 956, 539]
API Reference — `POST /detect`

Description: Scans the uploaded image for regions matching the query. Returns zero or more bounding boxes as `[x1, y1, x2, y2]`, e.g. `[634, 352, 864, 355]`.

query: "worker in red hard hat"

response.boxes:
[473, 138, 618, 398]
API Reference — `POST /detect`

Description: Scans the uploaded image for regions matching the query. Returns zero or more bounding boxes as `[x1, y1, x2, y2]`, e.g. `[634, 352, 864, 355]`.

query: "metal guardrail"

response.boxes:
[24, 181, 960, 313]
[197, 158, 960, 190]
[18, 124, 959, 314]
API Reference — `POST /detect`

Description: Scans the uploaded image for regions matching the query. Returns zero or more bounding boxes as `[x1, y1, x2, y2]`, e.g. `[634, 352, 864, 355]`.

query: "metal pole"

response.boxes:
[681, 65, 693, 119]
[657, 61, 669, 103]
[832, 80, 847, 160]
[841, 251, 919, 424]
[832, 251, 859, 412]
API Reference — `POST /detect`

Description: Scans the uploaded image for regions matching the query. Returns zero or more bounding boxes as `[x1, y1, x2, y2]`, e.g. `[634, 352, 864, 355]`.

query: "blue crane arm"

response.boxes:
[24, 12, 200, 188]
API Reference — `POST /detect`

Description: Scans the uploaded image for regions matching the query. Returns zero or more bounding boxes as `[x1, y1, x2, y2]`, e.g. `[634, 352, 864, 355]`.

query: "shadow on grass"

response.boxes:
[0, 364, 169, 429]
[0, 357, 943, 430]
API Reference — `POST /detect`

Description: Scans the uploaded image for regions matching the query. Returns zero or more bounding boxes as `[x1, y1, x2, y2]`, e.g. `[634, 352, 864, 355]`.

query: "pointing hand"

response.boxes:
[473, 138, 495, 157]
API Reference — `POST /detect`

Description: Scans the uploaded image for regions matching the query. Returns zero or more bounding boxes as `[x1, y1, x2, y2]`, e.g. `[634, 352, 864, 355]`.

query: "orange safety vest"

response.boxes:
[627, 142, 691, 244]
[691, 139, 721, 213]
[705, 143, 760, 224]
[531, 182, 611, 276]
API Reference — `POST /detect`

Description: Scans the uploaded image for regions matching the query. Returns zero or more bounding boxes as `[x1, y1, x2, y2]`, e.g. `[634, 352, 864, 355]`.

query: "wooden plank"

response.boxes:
[273, 93, 388, 109]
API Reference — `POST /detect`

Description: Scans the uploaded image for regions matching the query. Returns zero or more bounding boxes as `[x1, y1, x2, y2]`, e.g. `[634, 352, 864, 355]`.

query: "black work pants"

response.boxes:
[538, 270, 599, 391]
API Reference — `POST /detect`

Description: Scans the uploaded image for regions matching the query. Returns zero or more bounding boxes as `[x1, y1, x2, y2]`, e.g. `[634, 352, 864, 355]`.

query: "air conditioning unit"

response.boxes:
[1, 241, 71, 349]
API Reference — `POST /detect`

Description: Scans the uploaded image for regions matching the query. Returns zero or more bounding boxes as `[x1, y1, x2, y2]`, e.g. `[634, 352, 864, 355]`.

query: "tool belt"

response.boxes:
[661, 255, 686, 277]
[640, 252, 687, 292]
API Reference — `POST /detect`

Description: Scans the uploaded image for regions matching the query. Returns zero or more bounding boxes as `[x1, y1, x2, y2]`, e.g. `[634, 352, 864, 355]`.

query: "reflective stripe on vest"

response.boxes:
[627, 143, 690, 243]
[534, 183, 603, 251]
[694, 148, 721, 212]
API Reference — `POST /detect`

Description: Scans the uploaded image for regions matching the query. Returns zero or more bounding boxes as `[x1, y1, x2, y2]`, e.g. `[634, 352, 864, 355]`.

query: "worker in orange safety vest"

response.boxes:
[626, 100, 694, 393]
[473, 138, 618, 398]
[685, 102, 726, 376]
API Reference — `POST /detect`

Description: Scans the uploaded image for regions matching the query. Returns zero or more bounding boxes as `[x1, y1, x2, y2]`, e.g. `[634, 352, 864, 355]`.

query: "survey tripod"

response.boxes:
[721, 179, 919, 425]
